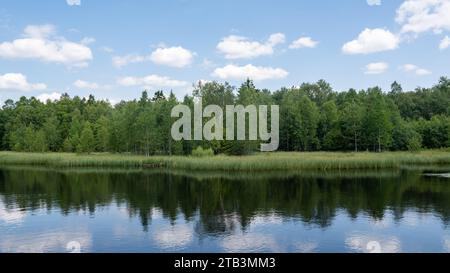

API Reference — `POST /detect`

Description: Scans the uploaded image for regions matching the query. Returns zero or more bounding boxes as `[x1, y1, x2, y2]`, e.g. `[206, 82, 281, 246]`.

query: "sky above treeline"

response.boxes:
[0, 0, 449, 104]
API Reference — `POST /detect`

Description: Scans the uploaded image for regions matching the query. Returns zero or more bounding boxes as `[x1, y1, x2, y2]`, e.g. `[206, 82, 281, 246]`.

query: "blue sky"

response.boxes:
[0, 0, 449, 104]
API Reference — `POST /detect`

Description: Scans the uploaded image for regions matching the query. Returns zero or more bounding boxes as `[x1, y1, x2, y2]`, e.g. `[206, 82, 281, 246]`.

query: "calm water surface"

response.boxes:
[0, 166, 450, 253]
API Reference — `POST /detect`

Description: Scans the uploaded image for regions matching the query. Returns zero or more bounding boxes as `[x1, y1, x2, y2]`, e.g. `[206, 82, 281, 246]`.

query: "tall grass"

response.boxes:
[0, 150, 449, 171]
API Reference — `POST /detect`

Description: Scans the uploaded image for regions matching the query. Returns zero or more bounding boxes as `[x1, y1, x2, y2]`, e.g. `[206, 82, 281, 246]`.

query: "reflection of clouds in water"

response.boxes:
[0, 200, 26, 224]
[0, 230, 92, 253]
[295, 241, 318, 253]
[221, 233, 281, 252]
[370, 217, 390, 229]
[250, 213, 283, 226]
[152, 223, 193, 250]
[443, 236, 450, 253]
[401, 211, 420, 227]
[345, 233, 401, 253]
[151, 208, 163, 220]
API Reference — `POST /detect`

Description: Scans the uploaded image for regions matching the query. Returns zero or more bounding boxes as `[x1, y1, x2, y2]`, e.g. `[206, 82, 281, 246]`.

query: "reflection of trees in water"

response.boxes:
[0, 167, 450, 233]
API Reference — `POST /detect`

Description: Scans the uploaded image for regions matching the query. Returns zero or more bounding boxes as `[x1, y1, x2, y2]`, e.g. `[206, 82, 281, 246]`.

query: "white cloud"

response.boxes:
[112, 54, 148, 68]
[80, 37, 95, 45]
[342, 28, 399, 54]
[267, 33, 286, 45]
[36, 92, 62, 102]
[117, 74, 189, 88]
[0, 24, 93, 67]
[415, 68, 432, 75]
[23, 24, 55, 39]
[113, 46, 194, 68]
[196, 79, 212, 86]
[289, 37, 319, 49]
[150, 46, 194, 68]
[0, 73, 46, 91]
[364, 62, 389, 74]
[217, 33, 285, 59]
[66, 0, 81, 6]
[402, 63, 418, 72]
[367, 0, 381, 6]
[396, 0, 450, 34]
[73, 80, 110, 90]
[401, 64, 432, 75]
[439, 35, 450, 49]
[212, 64, 288, 81]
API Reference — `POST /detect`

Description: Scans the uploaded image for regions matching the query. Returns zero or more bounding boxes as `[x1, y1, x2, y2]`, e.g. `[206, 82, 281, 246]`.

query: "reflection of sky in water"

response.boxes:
[1, 200, 449, 253]
[444, 236, 450, 253]
[0, 200, 26, 224]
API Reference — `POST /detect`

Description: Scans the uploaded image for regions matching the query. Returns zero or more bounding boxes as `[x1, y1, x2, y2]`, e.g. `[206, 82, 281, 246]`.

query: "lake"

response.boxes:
[0, 166, 449, 253]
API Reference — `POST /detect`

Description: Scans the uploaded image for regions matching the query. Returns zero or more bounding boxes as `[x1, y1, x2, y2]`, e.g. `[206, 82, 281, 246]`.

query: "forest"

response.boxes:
[0, 77, 449, 156]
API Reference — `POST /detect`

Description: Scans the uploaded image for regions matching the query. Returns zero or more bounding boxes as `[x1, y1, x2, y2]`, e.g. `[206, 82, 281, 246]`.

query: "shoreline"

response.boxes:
[0, 150, 450, 171]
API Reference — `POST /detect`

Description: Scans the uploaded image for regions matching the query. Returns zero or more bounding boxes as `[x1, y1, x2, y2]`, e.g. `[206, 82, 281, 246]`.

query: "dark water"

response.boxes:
[1, 166, 450, 253]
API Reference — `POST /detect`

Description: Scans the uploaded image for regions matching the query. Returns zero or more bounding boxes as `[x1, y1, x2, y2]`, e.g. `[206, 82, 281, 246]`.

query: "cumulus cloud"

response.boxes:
[23, 24, 55, 39]
[367, 0, 381, 6]
[73, 80, 110, 90]
[80, 37, 95, 45]
[396, 0, 450, 34]
[212, 64, 289, 81]
[364, 62, 389, 74]
[36, 92, 62, 102]
[342, 28, 399, 54]
[440, 35, 450, 49]
[217, 33, 285, 59]
[0, 24, 93, 67]
[0, 73, 46, 91]
[150, 46, 194, 68]
[113, 46, 194, 68]
[401, 64, 432, 75]
[66, 0, 81, 6]
[289, 37, 319, 49]
[117, 74, 188, 89]
[267, 33, 286, 45]
[112, 54, 148, 68]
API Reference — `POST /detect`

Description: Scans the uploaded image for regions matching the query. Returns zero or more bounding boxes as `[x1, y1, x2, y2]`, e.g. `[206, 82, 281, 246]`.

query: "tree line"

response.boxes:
[0, 78, 449, 155]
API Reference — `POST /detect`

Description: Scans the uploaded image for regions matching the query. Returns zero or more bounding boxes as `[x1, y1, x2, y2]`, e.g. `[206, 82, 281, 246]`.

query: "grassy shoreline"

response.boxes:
[0, 150, 450, 171]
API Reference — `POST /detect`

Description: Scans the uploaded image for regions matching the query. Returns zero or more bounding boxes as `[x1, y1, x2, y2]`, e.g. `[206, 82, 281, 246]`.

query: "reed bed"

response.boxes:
[0, 150, 449, 171]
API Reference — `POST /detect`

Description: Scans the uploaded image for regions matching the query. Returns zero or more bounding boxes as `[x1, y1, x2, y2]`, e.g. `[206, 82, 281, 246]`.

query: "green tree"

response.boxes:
[282, 90, 319, 151]
[31, 130, 48, 152]
[77, 122, 95, 153]
[94, 116, 110, 152]
[42, 115, 60, 152]
[319, 101, 341, 150]
[363, 88, 393, 152]
[339, 100, 364, 152]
